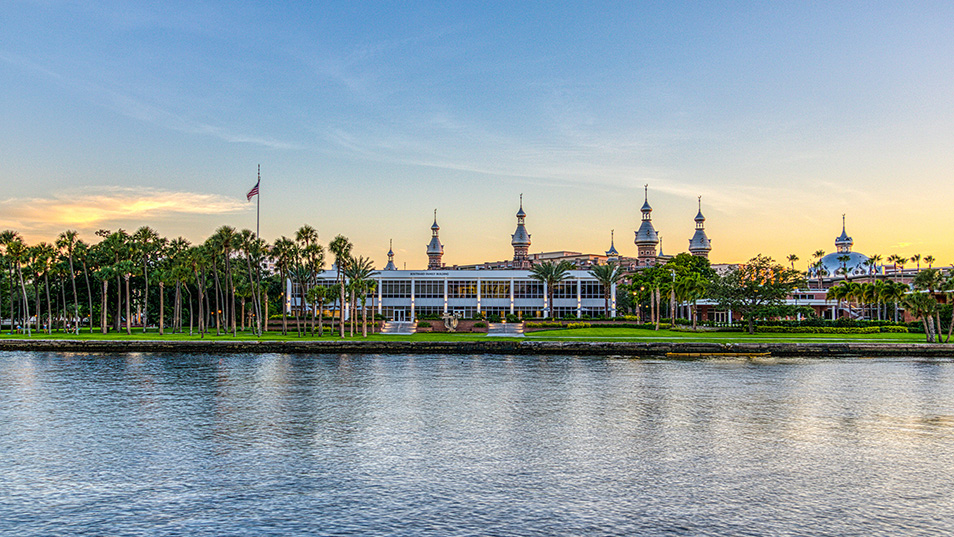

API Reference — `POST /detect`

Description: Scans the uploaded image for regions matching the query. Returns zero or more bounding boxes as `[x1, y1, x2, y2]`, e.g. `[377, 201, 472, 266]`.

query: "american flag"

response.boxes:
[246, 181, 259, 201]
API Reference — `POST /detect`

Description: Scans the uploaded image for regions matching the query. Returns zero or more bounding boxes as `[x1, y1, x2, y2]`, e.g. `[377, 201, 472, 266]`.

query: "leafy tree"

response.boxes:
[709, 254, 804, 334]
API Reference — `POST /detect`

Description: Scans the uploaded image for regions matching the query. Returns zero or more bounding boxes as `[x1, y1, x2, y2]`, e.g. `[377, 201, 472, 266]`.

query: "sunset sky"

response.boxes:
[3, 2, 953, 270]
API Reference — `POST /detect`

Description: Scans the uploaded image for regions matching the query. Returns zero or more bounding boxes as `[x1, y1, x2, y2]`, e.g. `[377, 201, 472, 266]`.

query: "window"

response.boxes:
[415, 280, 445, 298]
[553, 281, 576, 299]
[448, 280, 477, 299]
[480, 280, 510, 299]
[513, 281, 543, 299]
[580, 281, 603, 299]
[381, 280, 411, 298]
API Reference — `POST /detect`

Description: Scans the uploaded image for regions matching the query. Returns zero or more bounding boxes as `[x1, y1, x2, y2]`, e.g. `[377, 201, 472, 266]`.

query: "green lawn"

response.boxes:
[0, 326, 934, 344]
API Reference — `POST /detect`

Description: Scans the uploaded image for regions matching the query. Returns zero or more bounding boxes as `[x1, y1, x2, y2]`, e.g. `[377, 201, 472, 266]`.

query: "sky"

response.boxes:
[2, 1, 953, 270]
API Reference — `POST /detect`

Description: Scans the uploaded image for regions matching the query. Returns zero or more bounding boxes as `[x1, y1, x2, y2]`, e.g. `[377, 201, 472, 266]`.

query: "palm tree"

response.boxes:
[787, 254, 799, 271]
[678, 272, 708, 329]
[306, 285, 331, 337]
[913, 268, 945, 339]
[588, 262, 624, 318]
[7, 240, 32, 336]
[74, 240, 95, 333]
[270, 236, 296, 336]
[1, 230, 23, 333]
[826, 283, 848, 319]
[868, 254, 883, 276]
[882, 280, 907, 323]
[344, 256, 376, 337]
[328, 235, 353, 337]
[924, 255, 935, 270]
[873, 279, 888, 321]
[132, 226, 160, 332]
[836, 254, 851, 279]
[902, 292, 937, 343]
[56, 230, 81, 333]
[529, 260, 573, 319]
[911, 254, 921, 273]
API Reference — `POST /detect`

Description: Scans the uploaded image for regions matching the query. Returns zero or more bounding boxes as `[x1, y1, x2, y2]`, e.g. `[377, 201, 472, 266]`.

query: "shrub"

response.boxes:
[880, 325, 910, 333]
[755, 326, 883, 334]
[488, 313, 502, 323]
[506, 314, 519, 323]
[416, 321, 431, 328]
[473, 322, 487, 328]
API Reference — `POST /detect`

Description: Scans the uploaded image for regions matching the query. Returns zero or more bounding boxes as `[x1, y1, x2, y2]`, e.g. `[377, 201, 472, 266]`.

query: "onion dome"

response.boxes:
[688, 196, 711, 258]
[384, 239, 397, 270]
[634, 185, 659, 246]
[605, 230, 619, 257]
[835, 214, 853, 253]
[426, 211, 443, 256]
[426, 210, 443, 269]
[511, 194, 531, 248]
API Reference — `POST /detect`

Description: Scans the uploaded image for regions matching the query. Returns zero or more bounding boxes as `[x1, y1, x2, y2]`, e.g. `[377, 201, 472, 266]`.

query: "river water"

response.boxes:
[1, 352, 952, 536]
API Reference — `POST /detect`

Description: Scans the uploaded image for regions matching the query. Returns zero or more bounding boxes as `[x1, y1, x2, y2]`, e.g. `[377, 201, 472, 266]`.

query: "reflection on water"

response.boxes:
[1, 353, 953, 536]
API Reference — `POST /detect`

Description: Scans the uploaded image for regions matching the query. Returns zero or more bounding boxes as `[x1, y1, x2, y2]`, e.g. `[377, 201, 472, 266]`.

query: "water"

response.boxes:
[1, 353, 952, 536]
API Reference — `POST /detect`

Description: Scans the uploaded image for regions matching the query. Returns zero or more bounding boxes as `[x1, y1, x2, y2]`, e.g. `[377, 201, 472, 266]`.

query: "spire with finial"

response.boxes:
[605, 229, 619, 259]
[427, 209, 444, 269]
[384, 239, 397, 270]
[635, 184, 659, 265]
[688, 195, 711, 258]
[511, 194, 531, 268]
[835, 214, 853, 253]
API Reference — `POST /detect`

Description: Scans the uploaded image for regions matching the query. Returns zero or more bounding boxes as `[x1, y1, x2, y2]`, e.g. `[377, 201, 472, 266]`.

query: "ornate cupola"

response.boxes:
[605, 230, 619, 262]
[835, 214, 853, 253]
[511, 194, 532, 269]
[426, 209, 444, 270]
[384, 239, 397, 270]
[688, 196, 712, 258]
[634, 184, 660, 266]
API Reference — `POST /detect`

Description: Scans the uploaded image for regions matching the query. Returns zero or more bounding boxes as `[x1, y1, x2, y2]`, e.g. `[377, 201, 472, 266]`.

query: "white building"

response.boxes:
[288, 269, 615, 321]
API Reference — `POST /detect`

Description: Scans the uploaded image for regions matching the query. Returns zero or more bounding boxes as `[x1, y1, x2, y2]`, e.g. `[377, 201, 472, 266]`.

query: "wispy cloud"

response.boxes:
[0, 50, 299, 150]
[0, 187, 247, 236]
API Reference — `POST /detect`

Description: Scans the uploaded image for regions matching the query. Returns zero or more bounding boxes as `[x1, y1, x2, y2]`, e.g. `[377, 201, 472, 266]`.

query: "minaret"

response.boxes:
[426, 209, 444, 270]
[634, 184, 660, 266]
[511, 194, 531, 269]
[688, 196, 712, 259]
[605, 230, 619, 263]
[384, 239, 397, 270]
[835, 214, 853, 253]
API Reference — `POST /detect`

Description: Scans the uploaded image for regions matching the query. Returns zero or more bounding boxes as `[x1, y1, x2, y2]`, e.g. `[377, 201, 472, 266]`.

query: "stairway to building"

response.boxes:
[486, 322, 525, 337]
[380, 321, 416, 335]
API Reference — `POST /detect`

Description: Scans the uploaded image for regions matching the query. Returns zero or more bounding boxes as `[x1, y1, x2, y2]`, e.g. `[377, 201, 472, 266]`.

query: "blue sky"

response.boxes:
[3, 1, 953, 268]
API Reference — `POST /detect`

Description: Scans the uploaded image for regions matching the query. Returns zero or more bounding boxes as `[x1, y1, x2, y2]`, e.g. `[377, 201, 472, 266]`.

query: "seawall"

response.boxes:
[0, 339, 952, 357]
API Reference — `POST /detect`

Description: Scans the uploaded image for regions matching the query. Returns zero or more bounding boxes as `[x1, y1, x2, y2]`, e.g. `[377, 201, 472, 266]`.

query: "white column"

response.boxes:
[509, 278, 515, 315]
[611, 282, 617, 318]
[410, 279, 416, 321]
[542, 282, 548, 318]
[476, 278, 482, 314]
[443, 278, 448, 314]
[576, 279, 582, 318]
[377, 278, 383, 315]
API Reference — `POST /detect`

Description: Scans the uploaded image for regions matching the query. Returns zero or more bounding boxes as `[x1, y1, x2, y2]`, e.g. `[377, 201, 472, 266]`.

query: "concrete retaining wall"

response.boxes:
[0, 339, 952, 357]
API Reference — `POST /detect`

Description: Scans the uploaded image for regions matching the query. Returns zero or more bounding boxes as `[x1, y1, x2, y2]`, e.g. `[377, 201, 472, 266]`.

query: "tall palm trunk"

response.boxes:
[82, 261, 93, 333]
[158, 281, 165, 336]
[44, 273, 52, 334]
[101, 280, 108, 334]
[124, 275, 132, 335]
[654, 287, 661, 331]
[16, 263, 31, 337]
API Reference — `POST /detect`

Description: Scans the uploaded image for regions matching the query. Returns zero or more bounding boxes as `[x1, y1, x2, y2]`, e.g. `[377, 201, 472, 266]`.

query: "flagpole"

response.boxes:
[256, 164, 260, 239]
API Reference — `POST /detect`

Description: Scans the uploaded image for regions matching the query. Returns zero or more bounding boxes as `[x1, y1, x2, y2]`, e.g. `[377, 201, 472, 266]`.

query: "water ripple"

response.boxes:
[0, 353, 952, 536]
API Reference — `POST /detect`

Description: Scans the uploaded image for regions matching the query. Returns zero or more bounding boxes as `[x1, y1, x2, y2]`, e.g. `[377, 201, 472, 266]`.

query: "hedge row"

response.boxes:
[525, 322, 592, 329]
[755, 326, 910, 334]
